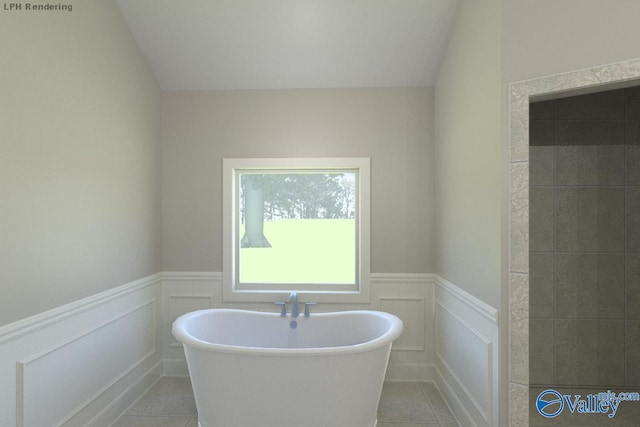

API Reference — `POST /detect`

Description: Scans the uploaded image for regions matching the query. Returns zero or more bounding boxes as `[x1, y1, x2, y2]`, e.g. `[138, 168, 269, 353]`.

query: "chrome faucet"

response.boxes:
[275, 293, 316, 317]
[290, 292, 299, 317]
[304, 302, 317, 317]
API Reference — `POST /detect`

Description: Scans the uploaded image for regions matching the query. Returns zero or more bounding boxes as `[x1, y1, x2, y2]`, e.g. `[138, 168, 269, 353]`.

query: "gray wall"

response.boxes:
[161, 88, 434, 274]
[0, 3, 162, 326]
[503, 0, 640, 84]
[529, 88, 640, 387]
[434, 0, 502, 308]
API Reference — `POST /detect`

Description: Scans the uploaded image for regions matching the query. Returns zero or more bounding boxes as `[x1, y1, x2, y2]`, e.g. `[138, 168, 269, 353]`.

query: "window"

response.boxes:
[223, 158, 370, 303]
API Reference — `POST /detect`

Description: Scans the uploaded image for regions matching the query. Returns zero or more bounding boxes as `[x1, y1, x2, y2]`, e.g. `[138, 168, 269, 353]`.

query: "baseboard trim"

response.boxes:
[385, 363, 435, 383]
[87, 360, 163, 427]
[435, 367, 477, 427]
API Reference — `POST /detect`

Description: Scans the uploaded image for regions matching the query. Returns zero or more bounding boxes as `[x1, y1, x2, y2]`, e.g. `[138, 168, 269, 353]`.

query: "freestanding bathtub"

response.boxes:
[172, 308, 403, 427]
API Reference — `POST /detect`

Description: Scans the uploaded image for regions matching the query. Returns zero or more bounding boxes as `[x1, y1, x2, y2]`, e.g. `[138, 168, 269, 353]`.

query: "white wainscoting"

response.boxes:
[0, 274, 163, 427]
[161, 272, 436, 382]
[433, 275, 500, 427]
[0, 271, 499, 427]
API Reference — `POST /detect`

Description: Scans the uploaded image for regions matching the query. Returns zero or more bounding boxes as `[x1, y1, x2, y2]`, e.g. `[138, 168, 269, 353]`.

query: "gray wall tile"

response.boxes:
[556, 145, 624, 185]
[627, 253, 640, 319]
[555, 319, 625, 386]
[627, 188, 640, 252]
[556, 119, 625, 146]
[529, 87, 640, 392]
[627, 320, 640, 386]
[556, 187, 625, 252]
[628, 121, 640, 185]
[530, 120, 554, 146]
[530, 100, 554, 120]
[530, 187, 555, 252]
[530, 318, 555, 385]
[530, 253, 555, 318]
[530, 146, 555, 186]
[627, 146, 640, 185]
[626, 86, 640, 118]
[626, 119, 640, 144]
[555, 89, 625, 119]
[555, 253, 625, 319]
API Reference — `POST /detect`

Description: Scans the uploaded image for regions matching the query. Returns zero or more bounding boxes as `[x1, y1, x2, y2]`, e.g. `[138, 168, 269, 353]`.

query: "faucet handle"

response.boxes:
[304, 302, 317, 318]
[274, 301, 287, 317]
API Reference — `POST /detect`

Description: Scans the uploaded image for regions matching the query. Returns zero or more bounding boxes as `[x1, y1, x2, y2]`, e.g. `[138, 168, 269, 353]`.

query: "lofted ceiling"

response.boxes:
[115, 0, 460, 90]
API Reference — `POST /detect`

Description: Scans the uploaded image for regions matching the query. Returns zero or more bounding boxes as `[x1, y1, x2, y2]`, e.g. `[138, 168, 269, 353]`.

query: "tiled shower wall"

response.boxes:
[529, 86, 640, 388]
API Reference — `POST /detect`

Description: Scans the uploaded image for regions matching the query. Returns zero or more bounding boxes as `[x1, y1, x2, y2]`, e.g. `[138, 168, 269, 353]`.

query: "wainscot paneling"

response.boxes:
[372, 273, 435, 382]
[0, 271, 498, 426]
[161, 272, 436, 382]
[434, 275, 500, 427]
[0, 274, 163, 427]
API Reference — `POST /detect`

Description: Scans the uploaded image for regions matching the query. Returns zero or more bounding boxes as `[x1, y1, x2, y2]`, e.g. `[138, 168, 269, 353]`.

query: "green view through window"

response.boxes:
[239, 172, 356, 284]
[223, 158, 370, 303]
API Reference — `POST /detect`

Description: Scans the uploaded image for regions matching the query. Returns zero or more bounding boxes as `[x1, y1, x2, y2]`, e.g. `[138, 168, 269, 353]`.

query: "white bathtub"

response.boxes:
[172, 308, 403, 427]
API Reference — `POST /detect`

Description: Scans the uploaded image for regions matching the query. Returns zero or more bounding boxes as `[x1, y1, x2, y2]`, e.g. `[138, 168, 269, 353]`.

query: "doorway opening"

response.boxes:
[508, 58, 640, 426]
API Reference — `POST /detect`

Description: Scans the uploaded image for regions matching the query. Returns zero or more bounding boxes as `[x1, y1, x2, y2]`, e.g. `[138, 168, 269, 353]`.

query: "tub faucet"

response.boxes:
[304, 302, 317, 317]
[290, 292, 299, 317]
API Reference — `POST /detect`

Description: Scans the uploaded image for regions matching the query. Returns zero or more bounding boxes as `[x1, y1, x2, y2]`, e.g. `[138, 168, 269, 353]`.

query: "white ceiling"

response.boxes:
[115, 0, 460, 90]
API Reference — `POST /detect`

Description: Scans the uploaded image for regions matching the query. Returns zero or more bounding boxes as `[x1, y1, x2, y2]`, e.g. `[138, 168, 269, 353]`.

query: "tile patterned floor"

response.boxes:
[112, 377, 459, 427]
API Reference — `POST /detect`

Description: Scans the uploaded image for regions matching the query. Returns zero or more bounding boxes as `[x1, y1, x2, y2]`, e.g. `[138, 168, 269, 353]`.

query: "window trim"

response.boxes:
[222, 157, 370, 303]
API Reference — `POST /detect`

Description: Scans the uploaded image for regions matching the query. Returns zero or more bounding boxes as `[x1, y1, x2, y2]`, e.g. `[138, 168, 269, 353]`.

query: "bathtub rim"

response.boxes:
[172, 308, 403, 356]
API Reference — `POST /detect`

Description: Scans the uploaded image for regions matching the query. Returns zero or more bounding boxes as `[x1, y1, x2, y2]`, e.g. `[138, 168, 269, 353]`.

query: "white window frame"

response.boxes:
[222, 157, 370, 303]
